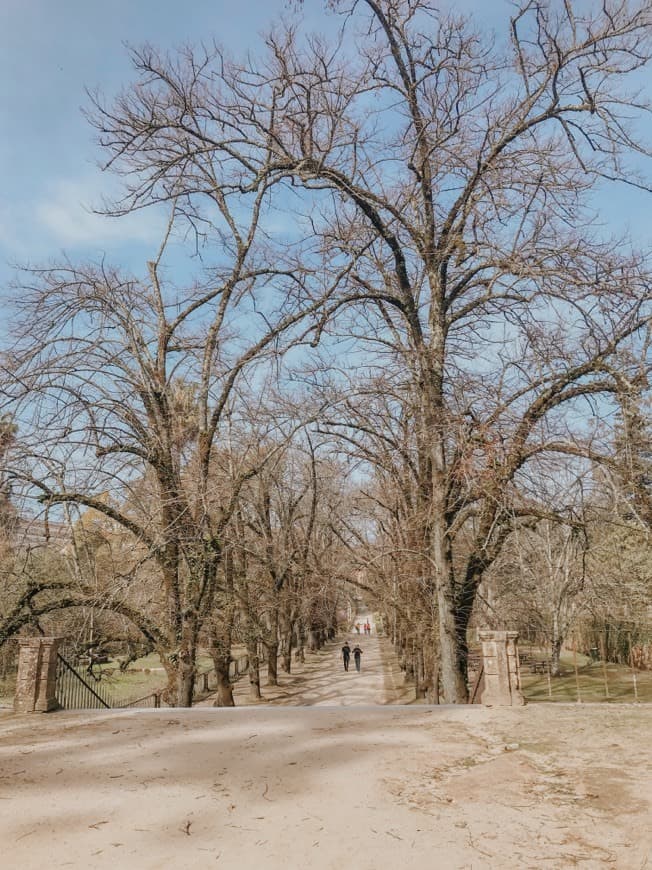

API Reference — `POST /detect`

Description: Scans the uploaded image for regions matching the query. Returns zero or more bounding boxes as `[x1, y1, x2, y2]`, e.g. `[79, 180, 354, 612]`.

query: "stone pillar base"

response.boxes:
[478, 630, 525, 707]
[14, 637, 62, 713]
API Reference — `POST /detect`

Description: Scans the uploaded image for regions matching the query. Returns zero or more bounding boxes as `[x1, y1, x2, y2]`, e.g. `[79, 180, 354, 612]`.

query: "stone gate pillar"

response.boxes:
[477, 630, 525, 706]
[14, 637, 62, 713]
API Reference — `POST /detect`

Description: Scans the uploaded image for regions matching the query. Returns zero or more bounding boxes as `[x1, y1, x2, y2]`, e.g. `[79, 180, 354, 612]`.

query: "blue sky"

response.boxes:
[0, 0, 650, 296]
[0, 0, 314, 276]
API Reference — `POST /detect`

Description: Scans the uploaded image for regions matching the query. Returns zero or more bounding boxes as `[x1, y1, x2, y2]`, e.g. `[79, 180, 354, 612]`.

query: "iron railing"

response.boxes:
[55, 649, 250, 709]
[55, 649, 164, 709]
[117, 691, 162, 709]
[55, 652, 111, 709]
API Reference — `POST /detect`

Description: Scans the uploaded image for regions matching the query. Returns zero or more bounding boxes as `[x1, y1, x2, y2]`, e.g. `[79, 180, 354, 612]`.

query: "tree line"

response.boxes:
[1, 0, 651, 705]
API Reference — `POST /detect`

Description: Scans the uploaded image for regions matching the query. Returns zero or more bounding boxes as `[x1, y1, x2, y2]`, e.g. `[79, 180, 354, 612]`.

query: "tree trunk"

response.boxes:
[213, 657, 235, 707]
[426, 664, 440, 704]
[265, 606, 279, 686]
[279, 611, 293, 673]
[423, 346, 470, 704]
[295, 620, 306, 663]
[398, 631, 407, 672]
[208, 579, 236, 707]
[432, 512, 468, 703]
[209, 632, 235, 708]
[422, 649, 436, 703]
[280, 628, 293, 673]
[405, 646, 415, 681]
[327, 609, 337, 639]
[267, 640, 279, 686]
[247, 639, 262, 700]
[551, 615, 563, 677]
[415, 646, 426, 699]
[175, 611, 198, 707]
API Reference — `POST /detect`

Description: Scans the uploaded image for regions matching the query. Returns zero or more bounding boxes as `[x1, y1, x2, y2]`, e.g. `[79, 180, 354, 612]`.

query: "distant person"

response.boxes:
[341, 641, 351, 672]
[366, 622, 371, 635]
[352, 645, 363, 672]
[355, 623, 360, 634]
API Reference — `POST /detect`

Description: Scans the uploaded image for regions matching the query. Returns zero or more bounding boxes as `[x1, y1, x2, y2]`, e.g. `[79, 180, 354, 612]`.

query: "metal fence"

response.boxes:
[55, 649, 251, 710]
[118, 691, 162, 709]
[55, 648, 164, 710]
[55, 652, 112, 710]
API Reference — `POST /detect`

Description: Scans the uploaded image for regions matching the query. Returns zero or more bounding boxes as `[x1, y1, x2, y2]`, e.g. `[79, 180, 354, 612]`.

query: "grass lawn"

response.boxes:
[1, 647, 248, 708]
[108, 651, 214, 672]
[80, 650, 217, 705]
[521, 649, 652, 703]
[0, 673, 16, 707]
[85, 665, 168, 705]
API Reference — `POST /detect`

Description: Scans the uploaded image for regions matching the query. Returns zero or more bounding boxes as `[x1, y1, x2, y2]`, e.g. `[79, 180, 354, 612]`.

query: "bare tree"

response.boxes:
[4, 185, 332, 706]
[3, 0, 651, 706]
[317, 379, 440, 695]
[492, 514, 589, 676]
[224, 434, 350, 689]
[260, 0, 652, 700]
[611, 340, 652, 528]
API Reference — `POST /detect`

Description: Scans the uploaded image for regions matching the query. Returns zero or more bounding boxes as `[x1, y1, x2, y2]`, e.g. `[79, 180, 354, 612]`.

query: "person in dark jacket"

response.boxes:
[352, 645, 363, 672]
[341, 641, 351, 672]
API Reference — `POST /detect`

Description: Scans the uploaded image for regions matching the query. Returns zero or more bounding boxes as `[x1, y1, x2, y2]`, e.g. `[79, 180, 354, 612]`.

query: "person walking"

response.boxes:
[352, 644, 363, 672]
[341, 641, 351, 672]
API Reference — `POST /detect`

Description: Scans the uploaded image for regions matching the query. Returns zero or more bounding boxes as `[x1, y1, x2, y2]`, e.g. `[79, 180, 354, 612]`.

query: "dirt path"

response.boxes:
[3, 630, 652, 867]
[223, 624, 414, 708]
[2, 704, 651, 869]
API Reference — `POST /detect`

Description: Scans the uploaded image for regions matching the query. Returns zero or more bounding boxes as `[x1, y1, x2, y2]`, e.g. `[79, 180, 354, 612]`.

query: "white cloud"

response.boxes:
[0, 205, 20, 257]
[0, 174, 165, 266]
[34, 176, 162, 247]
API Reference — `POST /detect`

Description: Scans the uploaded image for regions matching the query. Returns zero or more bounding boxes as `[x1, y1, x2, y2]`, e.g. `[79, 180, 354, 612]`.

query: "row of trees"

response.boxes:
[1, 0, 651, 703]
[0, 435, 351, 706]
[361, 463, 651, 692]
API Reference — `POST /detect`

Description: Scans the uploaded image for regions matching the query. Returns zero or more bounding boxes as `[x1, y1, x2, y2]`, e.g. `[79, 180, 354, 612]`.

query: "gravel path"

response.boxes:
[224, 624, 415, 708]
[2, 704, 651, 869]
[3, 622, 651, 868]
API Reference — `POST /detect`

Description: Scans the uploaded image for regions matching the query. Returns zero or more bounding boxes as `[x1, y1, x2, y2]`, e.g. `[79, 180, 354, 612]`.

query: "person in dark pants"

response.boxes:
[341, 641, 351, 672]
[352, 645, 363, 672]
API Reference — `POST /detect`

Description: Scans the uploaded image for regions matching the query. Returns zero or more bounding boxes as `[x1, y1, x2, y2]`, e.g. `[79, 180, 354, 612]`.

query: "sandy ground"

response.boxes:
[222, 624, 415, 707]
[1, 630, 652, 869]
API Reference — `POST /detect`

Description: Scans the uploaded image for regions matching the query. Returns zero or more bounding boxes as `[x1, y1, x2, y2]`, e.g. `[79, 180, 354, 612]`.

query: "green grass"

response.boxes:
[100, 651, 213, 672]
[0, 647, 243, 709]
[74, 647, 249, 704]
[521, 654, 652, 703]
[82, 650, 219, 704]
[0, 673, 16, 707]
[85, 666, 168, 704]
